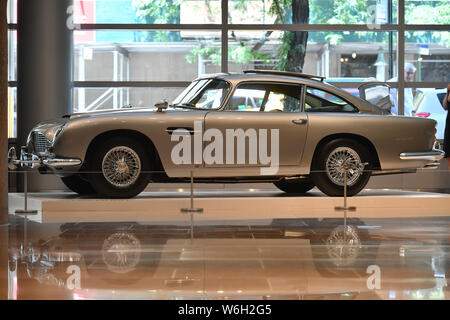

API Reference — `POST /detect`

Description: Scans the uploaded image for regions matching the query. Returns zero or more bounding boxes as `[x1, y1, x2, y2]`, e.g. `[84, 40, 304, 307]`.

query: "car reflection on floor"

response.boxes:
[6, 215, 449, 300]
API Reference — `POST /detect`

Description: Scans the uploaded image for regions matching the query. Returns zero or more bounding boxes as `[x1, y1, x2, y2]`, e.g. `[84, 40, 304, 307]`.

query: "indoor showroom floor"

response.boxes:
[4, 185, 450, 300]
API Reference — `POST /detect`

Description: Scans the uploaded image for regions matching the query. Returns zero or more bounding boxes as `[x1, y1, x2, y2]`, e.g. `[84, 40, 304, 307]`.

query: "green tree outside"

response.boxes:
[131, 0, 450, 71]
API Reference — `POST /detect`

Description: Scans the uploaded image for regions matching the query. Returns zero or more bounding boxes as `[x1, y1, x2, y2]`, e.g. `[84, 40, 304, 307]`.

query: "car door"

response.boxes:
[157, 78, 231, 177]
[203, 81, 309, 176]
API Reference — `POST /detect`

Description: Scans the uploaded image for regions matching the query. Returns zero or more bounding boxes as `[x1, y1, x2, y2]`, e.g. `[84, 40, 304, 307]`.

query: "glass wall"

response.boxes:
[6, 0, 450, 138]
[74, 30, 222, 82]
[73, 87, 183, 112]
[7, 29, 16, 138]
[404, 31, 450, 83]
[228, 30, 397, 80]
[405, 0, 450, 24]
[229, 0, 398, 24]
[73, 0, 222, 24]
[7, 0, 16, 24]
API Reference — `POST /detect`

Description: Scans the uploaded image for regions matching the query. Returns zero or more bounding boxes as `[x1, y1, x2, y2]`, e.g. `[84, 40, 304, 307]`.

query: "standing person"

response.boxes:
[388, 62, 417, 116]
[443, 84, 450, 169]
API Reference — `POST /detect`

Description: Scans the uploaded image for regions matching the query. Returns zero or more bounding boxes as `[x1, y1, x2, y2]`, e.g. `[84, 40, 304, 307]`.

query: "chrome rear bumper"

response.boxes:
[399, 149, 445, 161]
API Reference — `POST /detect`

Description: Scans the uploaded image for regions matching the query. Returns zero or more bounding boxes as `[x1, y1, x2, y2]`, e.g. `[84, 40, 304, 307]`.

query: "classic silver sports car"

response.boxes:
[9, 70, 444, 198]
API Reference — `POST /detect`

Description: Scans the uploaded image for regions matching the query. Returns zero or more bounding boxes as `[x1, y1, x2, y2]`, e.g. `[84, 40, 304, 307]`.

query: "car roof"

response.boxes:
[196, 72, 341, 91]
[195, 71, 381, 114]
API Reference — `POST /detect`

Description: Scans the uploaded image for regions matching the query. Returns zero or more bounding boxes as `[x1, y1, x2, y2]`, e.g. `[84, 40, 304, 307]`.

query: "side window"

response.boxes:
[227, 87, 264, 111]
[225, 83, 302, 112]
[194, 80, 231, 109]
[305, 87, 358, 113]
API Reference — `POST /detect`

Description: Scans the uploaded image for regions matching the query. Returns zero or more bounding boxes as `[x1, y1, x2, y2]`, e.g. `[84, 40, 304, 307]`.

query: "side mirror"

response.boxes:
[155, 99, 168, 112]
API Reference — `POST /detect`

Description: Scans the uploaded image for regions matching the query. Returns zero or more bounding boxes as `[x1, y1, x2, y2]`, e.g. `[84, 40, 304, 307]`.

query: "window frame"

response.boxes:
[303, 85, 360, 114]
[172, 78, 233, 111]
[222, 80, 304, 113]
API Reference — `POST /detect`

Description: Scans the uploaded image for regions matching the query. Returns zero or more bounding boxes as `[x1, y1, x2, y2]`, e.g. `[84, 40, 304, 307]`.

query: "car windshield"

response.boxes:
[171, 79, 231, 110]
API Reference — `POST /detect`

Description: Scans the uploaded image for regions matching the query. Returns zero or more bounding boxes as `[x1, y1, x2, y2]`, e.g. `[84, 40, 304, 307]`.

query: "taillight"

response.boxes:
[416, 112, 431, 118]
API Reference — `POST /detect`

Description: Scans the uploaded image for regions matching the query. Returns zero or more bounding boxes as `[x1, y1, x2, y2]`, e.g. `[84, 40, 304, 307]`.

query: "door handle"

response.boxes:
[292, 118, 308, 125]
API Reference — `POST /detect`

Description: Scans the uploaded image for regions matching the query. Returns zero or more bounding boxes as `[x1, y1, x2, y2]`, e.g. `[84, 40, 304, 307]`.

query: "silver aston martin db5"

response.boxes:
[10, 70, 445, 198]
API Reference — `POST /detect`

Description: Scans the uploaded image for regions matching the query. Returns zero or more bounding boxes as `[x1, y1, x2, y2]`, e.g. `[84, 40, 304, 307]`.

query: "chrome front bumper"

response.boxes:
[8, 147, 81, 170]
[42, 158, 82, 168]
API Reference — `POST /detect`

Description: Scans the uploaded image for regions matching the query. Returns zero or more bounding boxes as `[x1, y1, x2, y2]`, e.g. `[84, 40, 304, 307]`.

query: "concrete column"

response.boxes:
[17, 0, 73, 191]
[1, 0, 9, 300]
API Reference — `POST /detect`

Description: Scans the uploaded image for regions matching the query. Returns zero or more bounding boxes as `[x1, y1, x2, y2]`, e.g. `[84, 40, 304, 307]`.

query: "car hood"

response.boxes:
[66, 107, 157, 119]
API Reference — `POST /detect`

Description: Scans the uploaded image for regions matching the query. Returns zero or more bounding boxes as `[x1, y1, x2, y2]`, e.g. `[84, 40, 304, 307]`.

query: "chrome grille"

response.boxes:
[33, 131, 49, 153]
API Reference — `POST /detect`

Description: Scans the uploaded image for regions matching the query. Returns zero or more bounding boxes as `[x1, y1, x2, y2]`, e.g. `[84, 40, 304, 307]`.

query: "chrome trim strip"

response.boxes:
[400, 149, 445, 161]
[421, 162, 441, 170]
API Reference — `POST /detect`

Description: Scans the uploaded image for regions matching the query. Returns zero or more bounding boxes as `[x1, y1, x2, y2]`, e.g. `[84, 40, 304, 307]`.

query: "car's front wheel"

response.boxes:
[274, 178, 315, 194]
[310, 138, 371, 197]
[87, 137, 150, 198]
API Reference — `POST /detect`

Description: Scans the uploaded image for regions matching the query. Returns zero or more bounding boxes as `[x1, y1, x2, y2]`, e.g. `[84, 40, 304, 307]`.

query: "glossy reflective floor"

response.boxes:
[3, 196, 449, 300]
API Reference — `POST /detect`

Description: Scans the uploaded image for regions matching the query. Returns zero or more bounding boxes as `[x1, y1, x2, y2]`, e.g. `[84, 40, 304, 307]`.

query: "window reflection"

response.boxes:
[305, 87, 358, 113]
[226, 83, 302, 113]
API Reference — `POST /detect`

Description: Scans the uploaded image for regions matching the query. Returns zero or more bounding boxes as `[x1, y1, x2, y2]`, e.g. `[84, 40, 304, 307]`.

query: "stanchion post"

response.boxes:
[15, 170, 38, 253]
[334, 165, 358, 243]
[343, 170, 347, 242]
[181, 170, 204, 241]
[15, 170, 38, 215]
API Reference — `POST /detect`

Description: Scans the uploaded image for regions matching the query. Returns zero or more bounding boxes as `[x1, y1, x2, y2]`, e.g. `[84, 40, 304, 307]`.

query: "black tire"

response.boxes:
[274, 178, 315, 194]
[87, 136, 150, 198]
[310, 138, 371, 197]
[61, 174, 97, 195]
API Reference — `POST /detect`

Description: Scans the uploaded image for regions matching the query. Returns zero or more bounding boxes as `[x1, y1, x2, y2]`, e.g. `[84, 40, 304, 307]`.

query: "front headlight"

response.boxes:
[44, 122, 67, 145]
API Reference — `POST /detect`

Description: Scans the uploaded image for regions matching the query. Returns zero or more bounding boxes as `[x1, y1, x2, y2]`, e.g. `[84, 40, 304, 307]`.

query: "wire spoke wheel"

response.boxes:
[311, 138, 371, 197]
[325, 147, 363, 186]
[102, 232, 141, 274]
[326, 225, 361, 267]
[102, 146, 141, 188]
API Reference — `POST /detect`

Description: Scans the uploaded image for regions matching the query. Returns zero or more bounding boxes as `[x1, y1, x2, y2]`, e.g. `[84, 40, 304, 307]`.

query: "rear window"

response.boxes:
[305, 87, 358, 113]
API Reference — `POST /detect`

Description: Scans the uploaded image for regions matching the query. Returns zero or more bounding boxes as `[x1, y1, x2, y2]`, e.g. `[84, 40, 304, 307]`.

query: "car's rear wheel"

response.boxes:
[274, 178, 315, 194]
[87, 137, 150, 198]
[309, 218, 379, 277]
[311, 138, 371, 197]
[61, 174, 97, 195]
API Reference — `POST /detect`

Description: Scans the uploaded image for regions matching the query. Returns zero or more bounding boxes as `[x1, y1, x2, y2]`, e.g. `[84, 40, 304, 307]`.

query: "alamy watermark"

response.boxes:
[66, 265, 81, 290]
[366, 265, 381, 290]
[170, 121, 280, 175]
